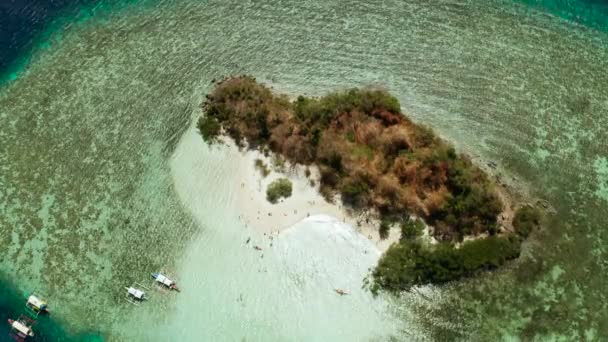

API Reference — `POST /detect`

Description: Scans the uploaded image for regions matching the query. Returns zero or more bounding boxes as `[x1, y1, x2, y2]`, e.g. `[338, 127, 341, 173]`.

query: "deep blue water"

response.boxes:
[0, 0, 607, 80]
[0, 0, 95, 78]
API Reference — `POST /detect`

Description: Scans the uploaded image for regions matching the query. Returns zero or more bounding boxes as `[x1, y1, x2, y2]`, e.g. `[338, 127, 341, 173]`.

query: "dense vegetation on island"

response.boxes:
[199, 76, 541, 292]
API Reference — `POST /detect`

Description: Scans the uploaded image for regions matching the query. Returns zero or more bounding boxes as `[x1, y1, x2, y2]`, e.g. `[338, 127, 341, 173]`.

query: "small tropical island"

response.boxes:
[198, 75, 541, 294]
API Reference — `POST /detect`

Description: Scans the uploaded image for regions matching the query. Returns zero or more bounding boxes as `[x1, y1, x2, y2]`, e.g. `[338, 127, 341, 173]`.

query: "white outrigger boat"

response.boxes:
[151, 273, 179, 292]
[7, 315, 34, 341]
[125, 283, 149, 305]
[25, 294, 49, 317]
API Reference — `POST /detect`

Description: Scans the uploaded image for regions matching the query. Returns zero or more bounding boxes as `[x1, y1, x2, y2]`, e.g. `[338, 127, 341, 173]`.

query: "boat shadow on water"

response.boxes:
[0, 273, 104, 342]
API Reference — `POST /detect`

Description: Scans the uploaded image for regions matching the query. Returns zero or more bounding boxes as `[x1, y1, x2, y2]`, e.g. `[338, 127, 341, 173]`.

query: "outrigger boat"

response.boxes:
[151, 273, 179, 292]
[7, 315, 35, 341]
[25, 294, 49, 317]
[125, 283, 149, 305]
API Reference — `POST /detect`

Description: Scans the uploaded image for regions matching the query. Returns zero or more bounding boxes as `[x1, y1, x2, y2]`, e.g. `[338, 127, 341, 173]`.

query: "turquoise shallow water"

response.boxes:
[518, 0, 608, 30]
[0, 0, 607, 340]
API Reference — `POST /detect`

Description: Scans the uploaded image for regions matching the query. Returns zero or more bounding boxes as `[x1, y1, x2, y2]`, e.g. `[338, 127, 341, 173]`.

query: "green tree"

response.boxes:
[266, 178, 293, 204]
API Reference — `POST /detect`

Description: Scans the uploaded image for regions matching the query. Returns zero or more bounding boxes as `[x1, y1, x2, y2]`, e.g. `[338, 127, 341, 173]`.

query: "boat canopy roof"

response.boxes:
[12, 320, 33, 336]
[155, 274, 173, 286]
[127, 287, 145, 299]
[27, 295, 47, 309]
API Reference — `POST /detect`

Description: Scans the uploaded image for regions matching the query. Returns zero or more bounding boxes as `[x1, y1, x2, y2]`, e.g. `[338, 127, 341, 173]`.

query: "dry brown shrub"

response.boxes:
[234, 100, 249, 115]
[340, 150, 375, 174]
[268, 122, 292, 149]
[282, 134, 314, 163]
[393, 156, 419, 183]
[350, 163, 380, 188]
[423, 186, 450, 216]
[411, 125, 437, 148]
[373, 175, 403, 210]
[398, 186, 425, 216]
[354, 120, 383, 145]
[378, 125, 413, 156]
[371, 153, 390, 175]
[371, 109, 402, 126]
[267, 110, 289, 128]
[315, 130, 344, 161]
[333, 112, 354, 131]
[426, 163, 449, 189]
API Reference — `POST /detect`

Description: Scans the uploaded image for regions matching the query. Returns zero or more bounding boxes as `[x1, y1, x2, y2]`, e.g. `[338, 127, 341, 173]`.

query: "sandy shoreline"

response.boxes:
[232, 139, 401, 252]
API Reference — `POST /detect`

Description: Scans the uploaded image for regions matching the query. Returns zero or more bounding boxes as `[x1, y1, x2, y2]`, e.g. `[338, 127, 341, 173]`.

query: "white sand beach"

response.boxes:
[175, 125, 401, 252]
